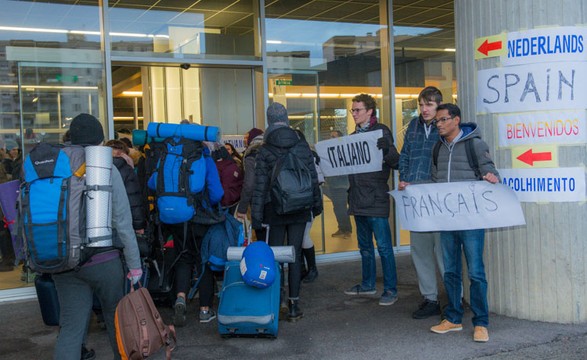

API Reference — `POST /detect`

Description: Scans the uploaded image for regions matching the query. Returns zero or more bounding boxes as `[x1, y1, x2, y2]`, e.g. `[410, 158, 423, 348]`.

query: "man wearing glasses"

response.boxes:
[429, 103, 499, 343]
[398, 86, 445, 320]
[343, 93, 400, 306]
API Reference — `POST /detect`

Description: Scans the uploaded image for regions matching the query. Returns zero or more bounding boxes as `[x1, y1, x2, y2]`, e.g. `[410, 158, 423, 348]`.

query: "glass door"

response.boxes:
[267, 71, 359, 255]
[140, 66, 255, 135]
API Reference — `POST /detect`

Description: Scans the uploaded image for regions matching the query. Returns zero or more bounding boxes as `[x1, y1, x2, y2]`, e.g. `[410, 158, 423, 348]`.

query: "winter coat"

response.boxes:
[113, 156, 146, 230]
[398, 115, 439, 184]
[347, 122, 399, 218]
[236, 135, 263, 214]
[251, 126, 322, 229]
[215, 157, 244, 207]
[431, 122, 499, 183]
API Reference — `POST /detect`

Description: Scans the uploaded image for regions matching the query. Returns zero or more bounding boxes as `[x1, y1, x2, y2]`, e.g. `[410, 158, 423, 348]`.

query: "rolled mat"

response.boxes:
[147, 122, 219, 142]
[132, 129, 165, 146]
[85, 146, 113, 247]
[227, 245, 295, 263]
[0, 180, 23, 260]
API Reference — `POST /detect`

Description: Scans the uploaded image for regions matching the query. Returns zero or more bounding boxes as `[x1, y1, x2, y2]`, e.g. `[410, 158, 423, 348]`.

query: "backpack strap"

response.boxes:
[433, 138, 481, 179]
[465, 138, 481, 180]
[432, 140, 442, 169]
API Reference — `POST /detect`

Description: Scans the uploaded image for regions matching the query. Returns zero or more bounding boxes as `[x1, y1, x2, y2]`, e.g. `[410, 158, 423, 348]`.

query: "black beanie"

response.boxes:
[69, 113, 105, 145]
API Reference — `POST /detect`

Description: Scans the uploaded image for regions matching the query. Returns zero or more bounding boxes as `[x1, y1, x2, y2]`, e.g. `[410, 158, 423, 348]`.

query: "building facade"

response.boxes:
[0, 1, 459, 302]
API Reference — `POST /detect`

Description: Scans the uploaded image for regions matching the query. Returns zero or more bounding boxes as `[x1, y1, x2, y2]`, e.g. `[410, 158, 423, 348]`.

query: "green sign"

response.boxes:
[275, 79, 292, 86]
[56, 74, 79, 83]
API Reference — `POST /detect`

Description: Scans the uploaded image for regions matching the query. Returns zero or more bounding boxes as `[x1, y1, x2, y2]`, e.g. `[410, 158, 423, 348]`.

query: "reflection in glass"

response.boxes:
[108, 0, 257, 60]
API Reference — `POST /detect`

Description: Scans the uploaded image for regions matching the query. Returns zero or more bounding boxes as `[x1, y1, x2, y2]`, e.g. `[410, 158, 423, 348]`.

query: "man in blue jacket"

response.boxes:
[429, 103, 499, 343]
[398, 86, 445, 319]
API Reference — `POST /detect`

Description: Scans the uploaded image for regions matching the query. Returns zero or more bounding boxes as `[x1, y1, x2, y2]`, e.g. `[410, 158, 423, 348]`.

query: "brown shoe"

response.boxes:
[473, 326, 489, 342]
[430, 319, 463, 334]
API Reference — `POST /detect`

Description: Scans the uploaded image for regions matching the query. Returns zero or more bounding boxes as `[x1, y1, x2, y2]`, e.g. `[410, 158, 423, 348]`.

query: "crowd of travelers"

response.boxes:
[0, 89, 500, 359]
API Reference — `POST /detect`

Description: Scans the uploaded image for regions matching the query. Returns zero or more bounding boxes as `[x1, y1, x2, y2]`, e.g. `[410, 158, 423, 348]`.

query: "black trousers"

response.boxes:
[268, 222, 306, 299]
[169, 223, 214, 307]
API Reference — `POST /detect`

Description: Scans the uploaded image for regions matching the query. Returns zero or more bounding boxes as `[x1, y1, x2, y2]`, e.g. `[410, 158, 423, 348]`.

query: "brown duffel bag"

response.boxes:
[115, 283, 177, 360]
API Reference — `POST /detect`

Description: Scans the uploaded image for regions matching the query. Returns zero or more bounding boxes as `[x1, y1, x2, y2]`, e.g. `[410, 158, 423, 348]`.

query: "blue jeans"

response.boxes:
[354, 216, 397, 294]
[441, 229, 488, 327]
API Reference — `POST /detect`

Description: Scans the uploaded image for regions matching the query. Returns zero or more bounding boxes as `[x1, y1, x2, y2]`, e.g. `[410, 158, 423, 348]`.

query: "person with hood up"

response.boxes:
[250, 103, 322, 322]
[213, 144, 244, 213]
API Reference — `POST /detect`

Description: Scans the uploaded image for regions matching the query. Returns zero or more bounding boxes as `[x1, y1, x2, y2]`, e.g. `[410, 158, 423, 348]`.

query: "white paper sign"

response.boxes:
[221, 135, 246, 153]
[497, 109, 587, 146]
[499, 167, 586, 202]
[315, 130, 383, 177]
[477, 62, 587, 114]
[390, 182, 526, 232]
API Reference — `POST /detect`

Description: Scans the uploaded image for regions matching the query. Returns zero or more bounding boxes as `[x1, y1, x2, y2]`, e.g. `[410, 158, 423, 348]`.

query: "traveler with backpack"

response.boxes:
[235, 127, 265, 240]
[47, 114, 142, 360]
[251, 103, 322, 322]
[429, 103, 499, 343]
[213, 145, 244, 214]
[343, 93, 400, 307]
[147, 130, 224, 326]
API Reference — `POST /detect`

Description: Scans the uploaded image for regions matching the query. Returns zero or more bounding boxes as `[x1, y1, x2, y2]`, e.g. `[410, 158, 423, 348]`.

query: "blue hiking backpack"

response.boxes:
[149, 137, 206, 224]
[20, 142, 88, 273]
[200, 213, 243, 272]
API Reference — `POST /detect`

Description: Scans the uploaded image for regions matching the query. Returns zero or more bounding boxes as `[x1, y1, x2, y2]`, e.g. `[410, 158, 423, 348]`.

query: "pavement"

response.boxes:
[2, 253, 587, 360]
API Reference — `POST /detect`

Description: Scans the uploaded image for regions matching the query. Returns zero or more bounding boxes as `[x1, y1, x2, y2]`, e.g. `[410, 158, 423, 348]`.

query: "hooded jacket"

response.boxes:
[215, 157, 244, 207]
[250, 126, 322, 229]
[432, 122, 499, 183]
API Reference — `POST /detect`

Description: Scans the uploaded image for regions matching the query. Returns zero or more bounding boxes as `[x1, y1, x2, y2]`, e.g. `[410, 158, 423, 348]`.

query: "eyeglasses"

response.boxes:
[433, 116, 454, 125]
[350, 108, 366, 113]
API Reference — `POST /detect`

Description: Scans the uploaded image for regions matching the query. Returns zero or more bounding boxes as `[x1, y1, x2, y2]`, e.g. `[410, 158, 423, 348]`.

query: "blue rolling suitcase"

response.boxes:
[217, 260, 281, 338]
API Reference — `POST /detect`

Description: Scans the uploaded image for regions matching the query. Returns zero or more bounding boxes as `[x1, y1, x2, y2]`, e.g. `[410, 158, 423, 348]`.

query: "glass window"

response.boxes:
[265, 0, 387, 254]
[108, 0, 259, 60]
[392, 1, 456, 246]
[0, 0, 106, 146]
[0, 0, 106, 293]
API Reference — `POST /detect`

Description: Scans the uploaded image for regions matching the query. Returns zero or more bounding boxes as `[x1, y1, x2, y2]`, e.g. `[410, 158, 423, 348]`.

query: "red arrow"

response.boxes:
[517, 149, 552, 166]
[477, 39, 502, 56]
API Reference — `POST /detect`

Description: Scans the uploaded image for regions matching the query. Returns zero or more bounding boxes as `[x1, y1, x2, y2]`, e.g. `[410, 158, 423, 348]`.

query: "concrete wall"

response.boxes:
[455, 0, 587, 323]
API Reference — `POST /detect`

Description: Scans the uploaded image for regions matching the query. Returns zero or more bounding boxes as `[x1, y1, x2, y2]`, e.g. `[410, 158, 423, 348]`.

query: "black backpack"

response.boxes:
[268, 146, 314, 215]
[432, 138, 481, 180]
